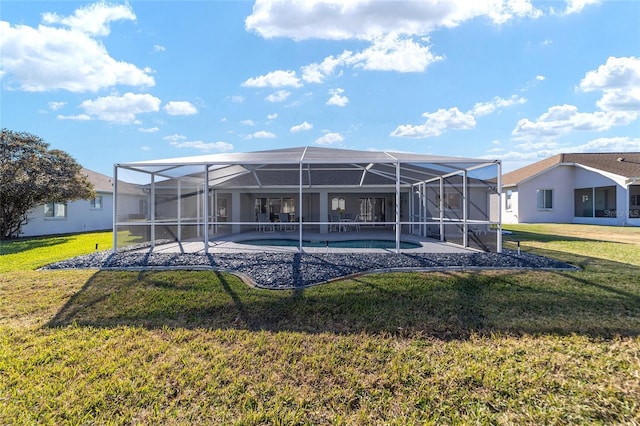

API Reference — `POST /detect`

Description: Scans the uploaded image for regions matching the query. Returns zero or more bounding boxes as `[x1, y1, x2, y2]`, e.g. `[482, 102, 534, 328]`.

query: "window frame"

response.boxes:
[90, 195, 103, 210]
[44, 202, 67, 219]
[505, 190, 513, 211]
[536, 189, 553, 210]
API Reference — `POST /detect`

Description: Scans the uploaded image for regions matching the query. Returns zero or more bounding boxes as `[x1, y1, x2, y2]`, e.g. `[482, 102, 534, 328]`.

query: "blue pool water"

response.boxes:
[238, 239, 421, 249]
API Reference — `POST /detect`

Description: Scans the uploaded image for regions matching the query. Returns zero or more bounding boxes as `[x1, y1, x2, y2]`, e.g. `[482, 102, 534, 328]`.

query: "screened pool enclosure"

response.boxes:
[113, 146, 502, 253]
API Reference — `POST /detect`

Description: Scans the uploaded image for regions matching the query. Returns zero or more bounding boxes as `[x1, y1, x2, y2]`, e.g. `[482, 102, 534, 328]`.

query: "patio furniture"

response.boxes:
[279, 212, 294, 231]
[340, 213, 355, 232]
[258, 213, 274, 233]
[329, 214, 340, 232]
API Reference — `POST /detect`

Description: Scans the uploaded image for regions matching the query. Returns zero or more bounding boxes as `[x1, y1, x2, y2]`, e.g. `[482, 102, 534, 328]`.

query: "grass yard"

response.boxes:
[1, 225, 639, 424]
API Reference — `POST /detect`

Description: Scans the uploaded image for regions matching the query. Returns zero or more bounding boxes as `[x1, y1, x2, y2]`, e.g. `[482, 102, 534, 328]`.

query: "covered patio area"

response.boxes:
[113, 146, 502, 254]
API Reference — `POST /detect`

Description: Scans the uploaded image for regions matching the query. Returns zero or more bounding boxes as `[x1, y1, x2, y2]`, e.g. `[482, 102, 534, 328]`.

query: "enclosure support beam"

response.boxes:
[150, 173, 156, 250]
[177, 180, 182, 244]
[299, 160, 304, 253]
[463, 170, 468, 248]
[203, 166, 209, 253]
[439, 177, 444, 242]
[112, 165, 118, 253]
[497, 161, 503, 253]
[395, 161, 401, 254]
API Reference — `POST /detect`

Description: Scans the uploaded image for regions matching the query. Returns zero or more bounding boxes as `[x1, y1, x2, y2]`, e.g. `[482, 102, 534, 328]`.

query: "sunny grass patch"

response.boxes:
[503, 223, 640, 266]
[0, 231, 113, 272]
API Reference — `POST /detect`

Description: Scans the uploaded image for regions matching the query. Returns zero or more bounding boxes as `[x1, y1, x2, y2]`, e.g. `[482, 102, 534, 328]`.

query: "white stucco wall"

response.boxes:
[501, 164, 634, 225]
[21, 192, 113, 237]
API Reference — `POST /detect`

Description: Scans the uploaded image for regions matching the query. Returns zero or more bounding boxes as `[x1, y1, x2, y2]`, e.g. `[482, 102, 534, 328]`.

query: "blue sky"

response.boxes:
[1, 0, 639, 176]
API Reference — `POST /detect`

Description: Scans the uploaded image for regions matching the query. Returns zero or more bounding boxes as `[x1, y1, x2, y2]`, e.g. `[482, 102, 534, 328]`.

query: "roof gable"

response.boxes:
[502, 152, 640, 187]
[81, 168, 113, 193]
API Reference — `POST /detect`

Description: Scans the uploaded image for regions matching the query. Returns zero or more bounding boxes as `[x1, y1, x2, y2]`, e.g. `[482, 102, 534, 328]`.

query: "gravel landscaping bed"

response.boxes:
[43, 250, 577, 289]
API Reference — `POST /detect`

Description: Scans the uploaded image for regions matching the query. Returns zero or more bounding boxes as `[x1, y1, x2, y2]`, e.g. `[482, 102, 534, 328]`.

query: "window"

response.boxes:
[441, 192, 461, 210]
[331, 197, 345, 211]
[90, 196, 103, 210]
[536, 189, 553, 210]
[575, 186, 617, 217]
[44, 202, 66, 219]
[505, 190, 513, 211]
[630, 185, 640, 218]
[594, 186, 616, 217]
[574, 188, 593, 217]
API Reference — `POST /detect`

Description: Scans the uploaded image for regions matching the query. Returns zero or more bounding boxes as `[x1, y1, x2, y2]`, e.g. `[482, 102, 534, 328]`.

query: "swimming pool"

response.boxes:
[237, 239, 422, 249]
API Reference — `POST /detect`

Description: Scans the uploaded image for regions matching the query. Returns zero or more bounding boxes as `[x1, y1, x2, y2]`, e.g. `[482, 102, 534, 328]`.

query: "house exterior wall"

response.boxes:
[502, 164, 636, 226]
[21, 191, 113, 237]
[514, 165, 575, 223]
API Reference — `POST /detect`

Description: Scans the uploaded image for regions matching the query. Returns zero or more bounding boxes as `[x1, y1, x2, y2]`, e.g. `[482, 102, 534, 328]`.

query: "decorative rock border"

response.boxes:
[43, 250, 578, 289]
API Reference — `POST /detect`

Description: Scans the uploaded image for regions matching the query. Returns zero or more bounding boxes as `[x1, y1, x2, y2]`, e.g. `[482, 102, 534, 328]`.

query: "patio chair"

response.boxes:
[258, 213, 274, 233]
[279, 212, 294, 231]
[329, 214, 340, 232]
[340, 213, 355, 232]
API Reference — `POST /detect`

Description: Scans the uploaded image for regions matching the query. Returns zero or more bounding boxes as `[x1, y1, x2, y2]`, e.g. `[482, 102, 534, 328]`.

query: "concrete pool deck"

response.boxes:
[137, 229, 478, 255]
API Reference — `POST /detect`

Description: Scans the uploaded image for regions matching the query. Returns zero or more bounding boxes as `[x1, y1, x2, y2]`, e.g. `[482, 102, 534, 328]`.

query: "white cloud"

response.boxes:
[241, 70, 302, 88]
[163, 134, 187, 142]
[536, 75, 546, 81]
[348, 34, 443, 73]
[170, 140, 234, 152]
[80, 92, 161, 124]
[391, 107, 476, 138]
[315, 131, 344, 145]
[562, 0, 601, 15]
[0, 5, 154, 92]
[512, 104, 638, 140]
[138, 127, 159, 133]
[579, 56, 640, 111]
[265, 90, 291, 102]
[472, 95, 526, 116]
[326, 88, 349, 107]
[301, 54, 347, 83]
[163, 101, 198, 116]
[290, 121, 313, 133]
[57, 113, 92, 121]
[229, 95, 245, 103]
[48, 101, 66, 111]
[241, 119, 255, 126]
[246, 0, 544, 41]
[247, 130, 276, 139]
[42, 3, 135, 36]
[267, 113, 278, 119]
[153, 44, 166, 52]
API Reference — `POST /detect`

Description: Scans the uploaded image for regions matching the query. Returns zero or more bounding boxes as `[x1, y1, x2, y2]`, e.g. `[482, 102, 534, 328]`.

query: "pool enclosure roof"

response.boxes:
[116, 146, 499, 188]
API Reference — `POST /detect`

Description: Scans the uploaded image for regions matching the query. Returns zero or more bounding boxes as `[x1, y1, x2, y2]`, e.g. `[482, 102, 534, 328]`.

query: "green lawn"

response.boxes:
[1, 226, 639, 424]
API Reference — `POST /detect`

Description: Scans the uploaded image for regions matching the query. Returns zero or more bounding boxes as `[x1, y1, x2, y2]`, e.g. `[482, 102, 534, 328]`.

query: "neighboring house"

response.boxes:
[19, 168, 113, 237]
[501, 153, 640, 226]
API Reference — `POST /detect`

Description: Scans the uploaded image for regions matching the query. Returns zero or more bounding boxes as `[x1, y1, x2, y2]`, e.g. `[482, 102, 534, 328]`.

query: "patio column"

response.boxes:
[319, 190, 328, 233]
[203, 165, 209, 253]
[112, 165, 118, 253]
[395, 161, 400, 254]
[150, 172, 156, 250]
[232, 192, 241, 233]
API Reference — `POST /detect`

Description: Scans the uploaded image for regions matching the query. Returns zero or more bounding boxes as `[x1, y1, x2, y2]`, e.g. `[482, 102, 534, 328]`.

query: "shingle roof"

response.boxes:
[81, 168, 113, 193]
[502, 152, 640, 187]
